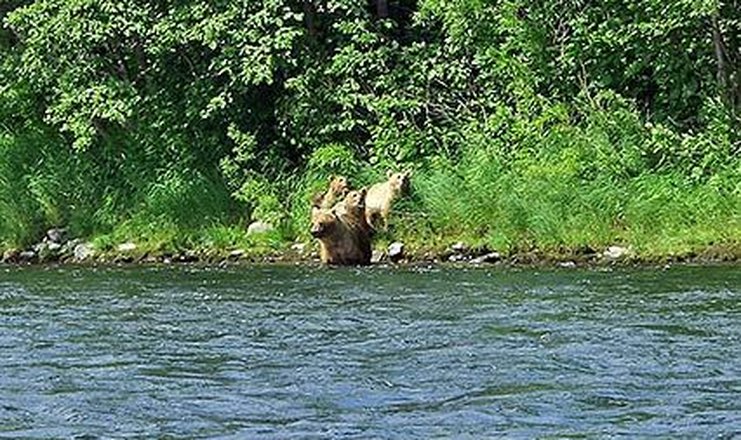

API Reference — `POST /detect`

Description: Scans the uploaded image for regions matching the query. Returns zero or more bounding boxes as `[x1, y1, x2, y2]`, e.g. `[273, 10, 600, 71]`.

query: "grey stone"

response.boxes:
[470, 252, 502, 264]
[61, 239, 81, 256]
[19, 250, 36, 262]
[247, 221, 274, 235]
[229, 249, 245, 258]
[558, 261, 577, 268]
[603, 245, 629, 260]
[73, 242, 94, 261]
[117, 242, 137, 252]
[46, 228, 67, 244]
[450, 241, 467, 252]
[36, 242, 59, 262]
[388, 242, 404, 262]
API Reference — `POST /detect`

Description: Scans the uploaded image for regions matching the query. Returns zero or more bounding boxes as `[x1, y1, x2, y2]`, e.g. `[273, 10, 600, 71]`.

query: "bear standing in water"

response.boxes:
[310, 188, 371, 265]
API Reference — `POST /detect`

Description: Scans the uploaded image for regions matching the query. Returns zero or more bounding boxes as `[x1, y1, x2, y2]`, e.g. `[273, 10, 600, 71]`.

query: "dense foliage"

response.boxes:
[1, 0, 739, 257]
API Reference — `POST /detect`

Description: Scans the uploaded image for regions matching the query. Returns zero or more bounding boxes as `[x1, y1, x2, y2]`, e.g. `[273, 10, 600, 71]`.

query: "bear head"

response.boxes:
[343, 188, 367, 211]
[386, 170, 411, 193]
[328, 175, 349, 196]
[310, 208, 337, 238]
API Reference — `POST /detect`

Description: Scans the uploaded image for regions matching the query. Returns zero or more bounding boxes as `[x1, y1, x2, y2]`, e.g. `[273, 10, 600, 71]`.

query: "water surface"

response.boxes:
[1, 264, 739, 438]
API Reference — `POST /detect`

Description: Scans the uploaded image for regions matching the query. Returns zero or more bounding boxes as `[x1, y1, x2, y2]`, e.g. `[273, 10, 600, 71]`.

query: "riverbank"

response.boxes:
[2, 228, 738, 268]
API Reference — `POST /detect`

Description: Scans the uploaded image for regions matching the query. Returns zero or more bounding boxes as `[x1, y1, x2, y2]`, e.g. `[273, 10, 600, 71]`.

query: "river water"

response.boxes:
[0, 265, 739, 438]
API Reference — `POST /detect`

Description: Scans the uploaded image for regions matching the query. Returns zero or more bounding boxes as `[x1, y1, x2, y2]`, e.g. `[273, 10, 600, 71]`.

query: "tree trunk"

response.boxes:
[303, 1, 317, 37]
[377, 0, 388, 18]
[711, 11, 731, 106]
[727, 1, 741, 113]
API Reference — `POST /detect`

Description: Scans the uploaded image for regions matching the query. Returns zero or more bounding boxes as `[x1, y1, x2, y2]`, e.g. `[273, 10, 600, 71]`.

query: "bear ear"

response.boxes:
[404, 169, 413, 177]
[386, 170, 393, 178]
[311, 192, 323, 207]
[328, 175, 334, 182]
[359, 186, 367, 196]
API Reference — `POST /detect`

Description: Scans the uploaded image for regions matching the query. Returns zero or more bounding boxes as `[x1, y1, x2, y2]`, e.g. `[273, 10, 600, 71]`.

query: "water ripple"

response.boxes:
[0, 265, 738, 438]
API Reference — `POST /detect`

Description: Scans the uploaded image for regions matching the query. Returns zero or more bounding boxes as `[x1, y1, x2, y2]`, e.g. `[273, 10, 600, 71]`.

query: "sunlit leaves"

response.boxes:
[1, 0, 738, 173]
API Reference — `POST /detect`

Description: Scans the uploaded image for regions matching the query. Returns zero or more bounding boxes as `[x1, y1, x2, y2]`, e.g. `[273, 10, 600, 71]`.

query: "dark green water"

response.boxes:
[0, 265, 739, 438]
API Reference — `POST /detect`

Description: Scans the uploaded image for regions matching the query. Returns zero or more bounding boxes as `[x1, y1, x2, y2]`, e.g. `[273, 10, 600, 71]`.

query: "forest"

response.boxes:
[1, 0, 739, 262]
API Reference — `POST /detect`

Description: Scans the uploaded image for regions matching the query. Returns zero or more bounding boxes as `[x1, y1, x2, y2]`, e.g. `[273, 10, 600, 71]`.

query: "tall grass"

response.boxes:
[1, 93, 738, 260]
[0, 128, 95, 247]
[394, 93, 741, 257]
[0, 128, 243, 252]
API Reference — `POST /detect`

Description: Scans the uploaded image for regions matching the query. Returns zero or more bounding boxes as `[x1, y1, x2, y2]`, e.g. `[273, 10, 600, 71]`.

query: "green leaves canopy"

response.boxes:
[0, 1, 738, 247]
[3, 0, 738, 165]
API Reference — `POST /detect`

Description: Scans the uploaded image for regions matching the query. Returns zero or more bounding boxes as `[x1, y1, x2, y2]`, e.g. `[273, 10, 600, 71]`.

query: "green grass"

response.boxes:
[1, 96, 739, 263]
[392, 165, 740, 259]
[384, 96, 740, 259]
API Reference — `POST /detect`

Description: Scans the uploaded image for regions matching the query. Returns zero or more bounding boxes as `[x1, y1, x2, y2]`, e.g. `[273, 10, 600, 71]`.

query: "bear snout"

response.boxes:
[310, 224, 325, 238]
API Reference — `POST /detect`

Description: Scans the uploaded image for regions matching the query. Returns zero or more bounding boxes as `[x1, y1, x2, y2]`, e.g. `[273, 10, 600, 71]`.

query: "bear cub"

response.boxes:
[365, 170, 411, 230]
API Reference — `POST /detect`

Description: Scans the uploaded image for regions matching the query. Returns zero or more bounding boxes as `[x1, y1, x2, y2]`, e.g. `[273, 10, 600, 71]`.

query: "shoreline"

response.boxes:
[2, 241, 739, 269]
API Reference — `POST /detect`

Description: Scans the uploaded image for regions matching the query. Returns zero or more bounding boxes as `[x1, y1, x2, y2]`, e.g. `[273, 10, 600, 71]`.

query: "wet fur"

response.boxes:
[310, 205, 370, 265]
[310, 183, 372, 265]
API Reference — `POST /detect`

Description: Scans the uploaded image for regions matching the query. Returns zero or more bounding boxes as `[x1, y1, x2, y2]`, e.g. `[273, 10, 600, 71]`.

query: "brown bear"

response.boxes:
[310, 205, 371, 265]
[312, 175, 349, 210]
[365, 170, 411, 230]
[333, 188, 372, 261]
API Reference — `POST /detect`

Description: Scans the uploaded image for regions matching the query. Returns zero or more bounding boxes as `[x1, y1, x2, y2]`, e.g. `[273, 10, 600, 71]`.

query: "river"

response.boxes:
[1, 264, 739, 438]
